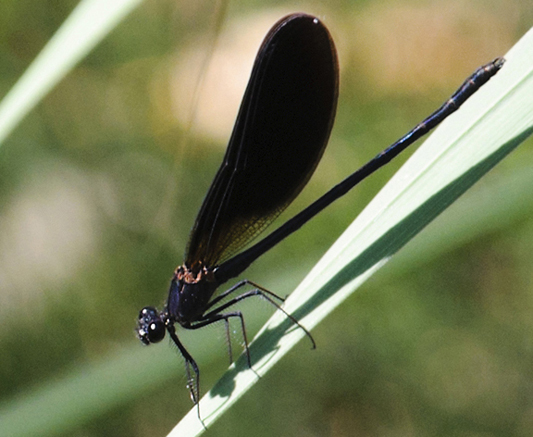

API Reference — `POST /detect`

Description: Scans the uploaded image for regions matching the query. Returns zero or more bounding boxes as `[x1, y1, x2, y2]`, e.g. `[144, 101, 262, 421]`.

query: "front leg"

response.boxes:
[166, 323, 203, 417]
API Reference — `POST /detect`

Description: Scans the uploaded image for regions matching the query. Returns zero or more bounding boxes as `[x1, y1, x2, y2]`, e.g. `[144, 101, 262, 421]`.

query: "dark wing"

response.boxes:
[185, 13, 339, 268]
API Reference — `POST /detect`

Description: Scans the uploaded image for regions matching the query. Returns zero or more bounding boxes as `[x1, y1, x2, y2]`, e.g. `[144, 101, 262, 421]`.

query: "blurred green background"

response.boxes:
[1, 0, 532, 436]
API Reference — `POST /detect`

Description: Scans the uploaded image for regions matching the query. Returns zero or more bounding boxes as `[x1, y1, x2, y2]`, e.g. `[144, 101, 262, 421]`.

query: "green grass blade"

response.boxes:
[0, 0, 142, 147]
[170, 26, 533, 436]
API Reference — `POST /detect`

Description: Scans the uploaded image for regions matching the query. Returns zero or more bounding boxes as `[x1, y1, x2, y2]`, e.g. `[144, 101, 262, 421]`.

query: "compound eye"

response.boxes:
[146, 319, 166, 343]
[137, 307, 166, 344]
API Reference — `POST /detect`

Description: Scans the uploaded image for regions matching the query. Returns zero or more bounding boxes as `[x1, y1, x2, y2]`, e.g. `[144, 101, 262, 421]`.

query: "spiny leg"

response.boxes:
[223, 317, 233, 365]
[205, 282, 316, 349]
[206, 278, 287, 310]
[166, 323, 205, 424]
[188, 311, 252, 367]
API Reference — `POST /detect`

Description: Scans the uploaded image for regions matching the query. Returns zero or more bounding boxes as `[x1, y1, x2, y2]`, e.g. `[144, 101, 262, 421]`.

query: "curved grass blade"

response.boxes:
[0, 0, 142, 148]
